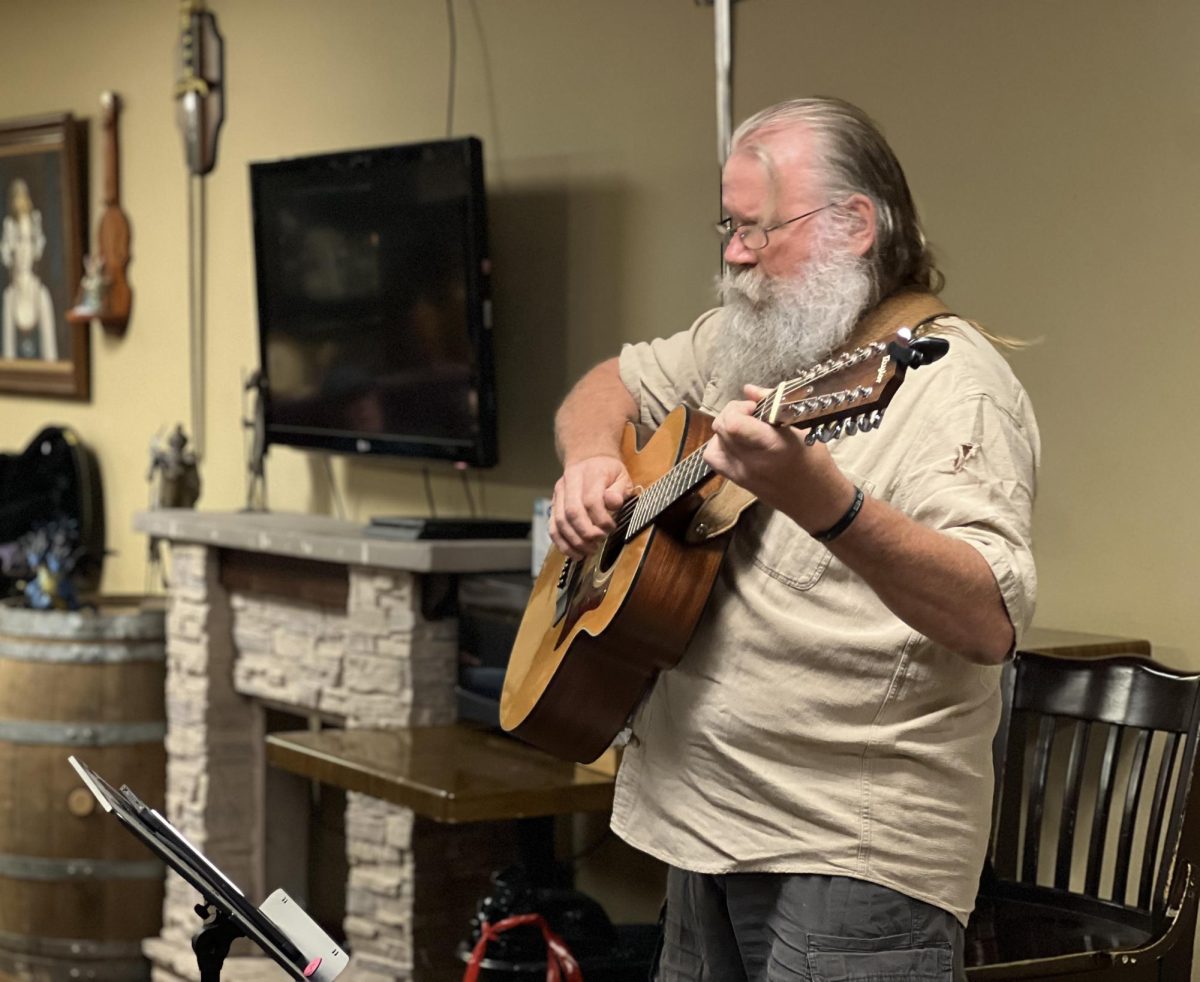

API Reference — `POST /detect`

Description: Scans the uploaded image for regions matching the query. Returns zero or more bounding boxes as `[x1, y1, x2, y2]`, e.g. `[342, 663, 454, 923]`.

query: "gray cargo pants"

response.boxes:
[657, 869, 966, 981]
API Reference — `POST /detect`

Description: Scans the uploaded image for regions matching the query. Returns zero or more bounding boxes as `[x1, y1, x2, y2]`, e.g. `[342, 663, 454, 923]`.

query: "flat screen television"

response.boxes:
[249, 137, 497, 465]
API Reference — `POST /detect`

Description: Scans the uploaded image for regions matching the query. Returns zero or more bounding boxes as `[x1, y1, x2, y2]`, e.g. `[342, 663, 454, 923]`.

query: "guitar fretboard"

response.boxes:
[626, 446, 712, 539]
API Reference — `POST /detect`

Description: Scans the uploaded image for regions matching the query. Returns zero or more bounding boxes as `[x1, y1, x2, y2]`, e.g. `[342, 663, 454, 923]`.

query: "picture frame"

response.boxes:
[0, 113, 88, 400]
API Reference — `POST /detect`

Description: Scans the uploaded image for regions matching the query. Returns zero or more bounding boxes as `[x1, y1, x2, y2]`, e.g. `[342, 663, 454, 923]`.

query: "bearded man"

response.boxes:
[548, 97, 1039, 982]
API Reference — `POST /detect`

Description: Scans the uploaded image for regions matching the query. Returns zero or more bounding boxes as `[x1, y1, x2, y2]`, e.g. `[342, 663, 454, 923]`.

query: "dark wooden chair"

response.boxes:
[965, 651, 1200, 980]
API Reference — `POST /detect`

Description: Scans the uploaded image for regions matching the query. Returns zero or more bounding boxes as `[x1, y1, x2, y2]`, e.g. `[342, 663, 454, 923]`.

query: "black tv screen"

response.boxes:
[249, 137, 497, 465]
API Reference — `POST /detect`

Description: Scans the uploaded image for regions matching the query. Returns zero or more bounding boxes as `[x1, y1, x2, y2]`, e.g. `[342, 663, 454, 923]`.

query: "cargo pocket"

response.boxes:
[804, 932, 952, 981]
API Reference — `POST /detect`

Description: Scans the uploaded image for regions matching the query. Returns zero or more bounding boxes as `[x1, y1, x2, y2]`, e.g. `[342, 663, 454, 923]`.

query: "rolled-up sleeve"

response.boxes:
[618, 309, 722, 428]
[890, 375, 1040, 646]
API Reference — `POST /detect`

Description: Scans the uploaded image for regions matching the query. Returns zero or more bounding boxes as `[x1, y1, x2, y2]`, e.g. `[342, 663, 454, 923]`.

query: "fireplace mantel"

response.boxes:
[134, 509, 531, 574]
[134, 509, 533, 982]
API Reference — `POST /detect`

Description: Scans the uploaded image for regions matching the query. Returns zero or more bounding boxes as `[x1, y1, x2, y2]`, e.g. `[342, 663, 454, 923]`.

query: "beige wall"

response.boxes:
[3, 0, 1196, 671]
[0, 3, 1195, 630]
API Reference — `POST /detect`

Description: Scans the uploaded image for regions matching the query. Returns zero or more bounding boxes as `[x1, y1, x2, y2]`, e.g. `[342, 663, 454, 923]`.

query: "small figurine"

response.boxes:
[73, 254, 108, 316]
[147, 424, 202, 509]
[68, 254, 109, 323]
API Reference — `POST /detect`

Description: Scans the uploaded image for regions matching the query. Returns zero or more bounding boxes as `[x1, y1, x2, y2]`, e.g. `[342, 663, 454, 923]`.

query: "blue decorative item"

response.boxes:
[15, 519, 84, 611]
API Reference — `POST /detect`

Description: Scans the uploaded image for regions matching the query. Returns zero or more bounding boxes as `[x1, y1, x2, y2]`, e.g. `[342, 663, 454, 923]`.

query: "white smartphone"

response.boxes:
[258, 889, 350, 981]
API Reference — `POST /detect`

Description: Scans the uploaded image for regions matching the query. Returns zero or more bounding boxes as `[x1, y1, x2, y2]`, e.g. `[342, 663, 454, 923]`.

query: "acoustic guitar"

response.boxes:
[500, 330, 949, 763]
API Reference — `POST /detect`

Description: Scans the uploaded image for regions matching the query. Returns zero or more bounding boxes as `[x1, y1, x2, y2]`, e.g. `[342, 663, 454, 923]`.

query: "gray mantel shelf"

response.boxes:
[133, 509, 531, 574]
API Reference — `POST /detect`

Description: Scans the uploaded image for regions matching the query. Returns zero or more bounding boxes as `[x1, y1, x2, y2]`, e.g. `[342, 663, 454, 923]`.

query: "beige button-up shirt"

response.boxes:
[611, 308, 1039, 925]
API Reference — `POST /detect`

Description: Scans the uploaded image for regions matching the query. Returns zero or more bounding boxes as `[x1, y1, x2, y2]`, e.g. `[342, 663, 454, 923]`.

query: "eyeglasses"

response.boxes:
[714, 203, 835, 251]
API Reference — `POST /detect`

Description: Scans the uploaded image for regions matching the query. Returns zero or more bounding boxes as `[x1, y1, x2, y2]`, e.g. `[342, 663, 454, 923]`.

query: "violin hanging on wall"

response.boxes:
[67, 91, 132, 336]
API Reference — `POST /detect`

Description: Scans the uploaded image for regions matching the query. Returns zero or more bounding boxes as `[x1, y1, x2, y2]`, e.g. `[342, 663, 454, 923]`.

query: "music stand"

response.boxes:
[68, 756, 347, 982]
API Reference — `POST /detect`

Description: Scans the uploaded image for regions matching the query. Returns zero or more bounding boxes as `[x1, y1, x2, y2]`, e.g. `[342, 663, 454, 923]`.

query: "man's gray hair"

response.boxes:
[731, 97, 944, 303]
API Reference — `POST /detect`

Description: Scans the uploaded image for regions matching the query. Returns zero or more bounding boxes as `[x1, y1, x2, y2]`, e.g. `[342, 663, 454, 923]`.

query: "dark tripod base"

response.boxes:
[192, 902, 246, 982]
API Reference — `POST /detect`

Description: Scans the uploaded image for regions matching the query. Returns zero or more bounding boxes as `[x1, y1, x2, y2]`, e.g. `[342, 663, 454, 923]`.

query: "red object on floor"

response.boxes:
[462, 913, 583, 982]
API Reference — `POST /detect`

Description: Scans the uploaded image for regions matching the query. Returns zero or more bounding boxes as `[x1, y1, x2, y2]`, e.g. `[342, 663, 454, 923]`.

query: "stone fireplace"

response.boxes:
[133, 511, 529, 982]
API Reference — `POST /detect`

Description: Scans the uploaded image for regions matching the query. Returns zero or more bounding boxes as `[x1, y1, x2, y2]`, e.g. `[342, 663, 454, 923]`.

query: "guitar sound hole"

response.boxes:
[597, 531, 625, 573]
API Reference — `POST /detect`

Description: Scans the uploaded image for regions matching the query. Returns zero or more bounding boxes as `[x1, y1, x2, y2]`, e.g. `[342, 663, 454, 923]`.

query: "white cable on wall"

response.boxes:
[188, 174, 206, 462]
[714, 0, 733, 168]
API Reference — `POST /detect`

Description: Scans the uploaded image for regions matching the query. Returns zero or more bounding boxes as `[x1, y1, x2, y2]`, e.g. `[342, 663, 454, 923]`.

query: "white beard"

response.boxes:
[713, 246, 873, 388]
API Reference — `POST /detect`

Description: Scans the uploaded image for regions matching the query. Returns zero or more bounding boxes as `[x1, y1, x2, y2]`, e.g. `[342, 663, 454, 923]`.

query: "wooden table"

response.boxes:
[1018, 626, 1151, 660]
[267, 724, 615, 886]
[266, 724, 614, 824]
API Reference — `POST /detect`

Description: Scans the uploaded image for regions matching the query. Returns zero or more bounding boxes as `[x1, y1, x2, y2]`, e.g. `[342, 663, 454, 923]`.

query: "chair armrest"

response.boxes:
[1116, 861, 1196, 965]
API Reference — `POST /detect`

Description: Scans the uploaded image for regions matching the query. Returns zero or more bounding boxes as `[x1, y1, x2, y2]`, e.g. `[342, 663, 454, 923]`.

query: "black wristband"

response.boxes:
[812, 486, 864, 543]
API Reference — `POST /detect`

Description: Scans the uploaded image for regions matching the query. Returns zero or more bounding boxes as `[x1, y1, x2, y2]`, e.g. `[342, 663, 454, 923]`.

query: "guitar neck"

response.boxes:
[626, 445, 714, 539]
[621, 332, 949, 541]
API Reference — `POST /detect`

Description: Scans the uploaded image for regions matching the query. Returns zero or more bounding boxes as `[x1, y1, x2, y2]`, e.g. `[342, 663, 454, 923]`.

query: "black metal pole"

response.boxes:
[192, 902, 244, 982]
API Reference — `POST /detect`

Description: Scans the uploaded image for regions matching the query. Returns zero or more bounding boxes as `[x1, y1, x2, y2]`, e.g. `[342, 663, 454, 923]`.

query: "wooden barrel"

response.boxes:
[0, 599, 166, 982]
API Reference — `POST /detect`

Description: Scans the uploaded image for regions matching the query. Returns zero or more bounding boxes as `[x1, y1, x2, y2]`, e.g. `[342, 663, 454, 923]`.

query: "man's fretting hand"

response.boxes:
[704, 384, 857, 535]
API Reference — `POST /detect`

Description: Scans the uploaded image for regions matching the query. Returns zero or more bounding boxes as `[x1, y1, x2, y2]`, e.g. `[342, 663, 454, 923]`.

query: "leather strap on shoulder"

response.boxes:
[848, 290, 953, 349]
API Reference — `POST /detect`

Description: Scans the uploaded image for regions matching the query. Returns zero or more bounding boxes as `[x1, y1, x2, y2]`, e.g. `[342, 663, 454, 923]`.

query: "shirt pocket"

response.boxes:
[804, 932, 952, 981]
[736, 475, 874, 593]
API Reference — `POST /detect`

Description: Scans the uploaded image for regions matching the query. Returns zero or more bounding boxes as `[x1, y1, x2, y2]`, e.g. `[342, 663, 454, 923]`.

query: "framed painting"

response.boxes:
[0, 113, 88, 399]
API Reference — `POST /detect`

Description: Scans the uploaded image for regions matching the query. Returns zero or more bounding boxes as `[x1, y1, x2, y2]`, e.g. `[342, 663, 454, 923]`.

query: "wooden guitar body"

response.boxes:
[500, 406, 731, 763]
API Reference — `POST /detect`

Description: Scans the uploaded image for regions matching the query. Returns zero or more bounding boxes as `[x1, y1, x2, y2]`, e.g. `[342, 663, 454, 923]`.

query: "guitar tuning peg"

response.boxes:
[805, 425, 824, 446]
[856, 412, 872, 432]
[821, 421, 842, 442]
[843, 416, 858, 436]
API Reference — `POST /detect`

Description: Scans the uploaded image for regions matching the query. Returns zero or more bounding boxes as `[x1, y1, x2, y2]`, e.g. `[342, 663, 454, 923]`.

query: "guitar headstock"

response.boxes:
[759, 331, 949, 443]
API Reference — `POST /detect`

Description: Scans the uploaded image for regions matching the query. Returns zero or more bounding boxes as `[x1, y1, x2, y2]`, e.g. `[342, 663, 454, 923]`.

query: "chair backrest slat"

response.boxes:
[992, 710, 1026, 880]
[1022, 715, 1057, 883]
[1054, 720, 1091, 890]
[1138, 732, 1180, 909]
[1084, 723, 1124, 896]
[1112, 728, 1151, 903]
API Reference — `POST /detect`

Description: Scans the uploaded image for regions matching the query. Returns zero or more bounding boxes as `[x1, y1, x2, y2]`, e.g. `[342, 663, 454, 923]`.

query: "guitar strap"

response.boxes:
[683, 291, 954, 544]
[849, 289, 953, 346]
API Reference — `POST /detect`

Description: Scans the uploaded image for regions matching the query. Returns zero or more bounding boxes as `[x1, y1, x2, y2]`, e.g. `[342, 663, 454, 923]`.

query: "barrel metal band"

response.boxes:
[0, 638, 165, 663]
[0, 852, 164, 881]
[0, 720, 166, 745]
[0, 606, 165, 642]
[0, 929, 145, 959]
[0, 948, 150, 982]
